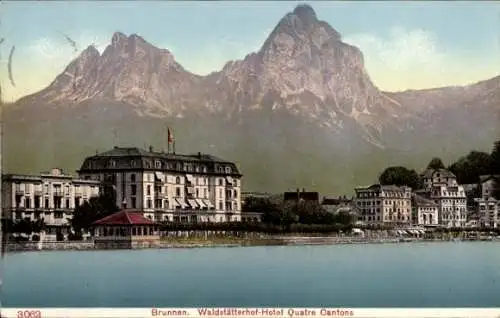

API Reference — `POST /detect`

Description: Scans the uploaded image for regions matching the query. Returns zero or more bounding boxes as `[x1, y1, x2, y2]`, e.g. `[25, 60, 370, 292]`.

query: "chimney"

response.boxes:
[302, 188, 305, 193]
[198, 152, 201, 158]
[149, 145, 153, 152]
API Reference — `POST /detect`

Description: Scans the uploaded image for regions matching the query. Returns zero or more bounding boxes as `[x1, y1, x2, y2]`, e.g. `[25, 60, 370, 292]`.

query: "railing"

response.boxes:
[53, 190, 63, 196]
[15, 189, 24, 195]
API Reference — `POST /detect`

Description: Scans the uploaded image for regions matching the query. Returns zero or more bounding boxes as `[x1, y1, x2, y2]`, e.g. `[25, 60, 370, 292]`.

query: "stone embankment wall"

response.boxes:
[5, 241, 95, 252]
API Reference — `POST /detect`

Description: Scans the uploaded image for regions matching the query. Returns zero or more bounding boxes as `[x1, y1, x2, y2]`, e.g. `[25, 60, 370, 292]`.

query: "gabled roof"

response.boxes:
[284, 191, 320, 202]
[421, 168, 456, 179]
[92, 147, 230, 163]
[93, 210, 155, 225]
[355, 184, 409, 192]
[479, 174, 500, 183]
[412, 194, 438, 207]
[322, 197, 351, 205]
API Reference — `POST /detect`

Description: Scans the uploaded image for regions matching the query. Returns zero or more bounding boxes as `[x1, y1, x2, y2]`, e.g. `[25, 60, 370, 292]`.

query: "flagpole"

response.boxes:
[166, 125, 170, 154]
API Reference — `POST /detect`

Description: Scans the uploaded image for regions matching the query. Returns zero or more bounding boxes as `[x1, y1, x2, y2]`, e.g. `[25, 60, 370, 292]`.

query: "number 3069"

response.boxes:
[16, 310, 41, 318]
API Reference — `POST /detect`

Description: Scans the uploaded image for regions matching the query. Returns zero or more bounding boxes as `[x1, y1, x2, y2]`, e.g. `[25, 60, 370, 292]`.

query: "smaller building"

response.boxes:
[2, 168, 100, 241]
[93, 210, 160, 249]
[421, 168, 458, 189]
[321, 196, 353, 214]
[354, 184, 412, 226]
[479, 175, 500, 199]
[474, 197, 498, 228]
[412, 194, 439, 226]
[241, 211, 263, 223]
[284, 189, 320, 204]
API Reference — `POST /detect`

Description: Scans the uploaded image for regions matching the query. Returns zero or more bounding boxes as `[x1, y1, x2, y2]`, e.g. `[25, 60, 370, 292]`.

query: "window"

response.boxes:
[74, 198, 79, 208]
[155, 160, 161, 168]
[233, 189, 238, 198]
[147, 199, 152, 209]
[204, 189, 207, 198]
[25, 198, 31, 209]
[176, 176, 181, 184]
[131, 198, 136, 208]
[219, 202, 223, 210]
[54, 212, 63, 219]
[155, 199, 162, 209]
[196, 189, 199, 197]
[131, 174, 136, 182]
[131, 185, 137, 196]
[45, 198, 49, 208]
[176, 188, 181, 197]
[110, 160, 116, 167]
[147, 185, 151, 196]
[219, 179, 223, 186]
[65, 199, 70, 209]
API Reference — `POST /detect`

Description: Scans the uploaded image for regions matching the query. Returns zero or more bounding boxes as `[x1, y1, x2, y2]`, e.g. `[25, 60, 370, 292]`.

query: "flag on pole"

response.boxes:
[168, 128, 174, 144]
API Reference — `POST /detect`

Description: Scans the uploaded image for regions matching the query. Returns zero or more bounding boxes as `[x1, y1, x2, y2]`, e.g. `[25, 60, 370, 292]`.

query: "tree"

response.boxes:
[491, 140, 500, 174]
[71, 192, 119, 234]
[379, 166, 422, 190]
[13, 218, 34, 236]
[31, 218, 46, 233]
[448, 151, 493, 184]
[427, 157, 445, 170]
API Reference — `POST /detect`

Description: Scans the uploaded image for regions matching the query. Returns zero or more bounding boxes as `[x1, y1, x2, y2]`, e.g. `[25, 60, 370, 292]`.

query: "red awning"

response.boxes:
[93, 210, 155, 225]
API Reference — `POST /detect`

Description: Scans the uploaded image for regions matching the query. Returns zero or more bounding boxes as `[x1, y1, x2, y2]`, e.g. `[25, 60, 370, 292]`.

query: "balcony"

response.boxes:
[53, 190, 63, 197]
[46, 218, 70, 226]
[172, 209, 215, 214]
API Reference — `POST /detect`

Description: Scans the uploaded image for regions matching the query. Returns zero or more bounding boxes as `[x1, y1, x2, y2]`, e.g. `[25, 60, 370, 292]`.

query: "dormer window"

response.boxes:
[154, 160, 161, 169]
[109, 160, 116, 168]
[176, 163, 181, 170]
[130, 160, 137, 168]
[202, 166, 207, 173]
[225, 166, 231, 174]
[195, 166, 200, 173]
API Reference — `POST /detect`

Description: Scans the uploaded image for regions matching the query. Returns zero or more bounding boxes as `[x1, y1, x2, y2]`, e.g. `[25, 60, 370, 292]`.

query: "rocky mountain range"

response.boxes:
[3, 4, 500, 194]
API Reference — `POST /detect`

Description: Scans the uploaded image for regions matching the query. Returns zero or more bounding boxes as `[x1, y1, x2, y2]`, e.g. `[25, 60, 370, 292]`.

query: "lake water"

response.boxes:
[2, 242, 500, 307]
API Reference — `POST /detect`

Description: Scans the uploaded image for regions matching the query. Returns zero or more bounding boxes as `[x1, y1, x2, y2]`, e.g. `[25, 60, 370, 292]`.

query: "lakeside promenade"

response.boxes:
[3, 233, 499, 253]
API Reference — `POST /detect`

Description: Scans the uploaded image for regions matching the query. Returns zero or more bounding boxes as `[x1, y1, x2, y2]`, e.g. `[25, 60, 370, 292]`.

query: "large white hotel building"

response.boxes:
[77, 146, 243, 223]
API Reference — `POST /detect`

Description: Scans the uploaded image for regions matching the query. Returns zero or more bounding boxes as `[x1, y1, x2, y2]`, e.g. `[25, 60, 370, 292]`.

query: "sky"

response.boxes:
[0, 1, 499, 102]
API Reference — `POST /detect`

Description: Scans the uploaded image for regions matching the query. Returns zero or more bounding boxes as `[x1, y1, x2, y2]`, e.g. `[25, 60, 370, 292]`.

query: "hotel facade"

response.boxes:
[421, 169, 467, 228]
[354, 184, 412, 226]
[2, 168, 100, 238]
[77, 147, 243, 223]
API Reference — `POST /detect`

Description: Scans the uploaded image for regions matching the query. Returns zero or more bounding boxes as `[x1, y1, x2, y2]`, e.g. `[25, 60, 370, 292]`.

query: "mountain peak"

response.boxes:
[292, 4, 317, 26]
[81, 45, 100, 57]
[111, 31, 127, 45]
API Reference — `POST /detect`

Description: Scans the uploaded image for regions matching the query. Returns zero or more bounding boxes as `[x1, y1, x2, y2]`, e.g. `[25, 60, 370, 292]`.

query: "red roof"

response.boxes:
[93, 210, 155, 225]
